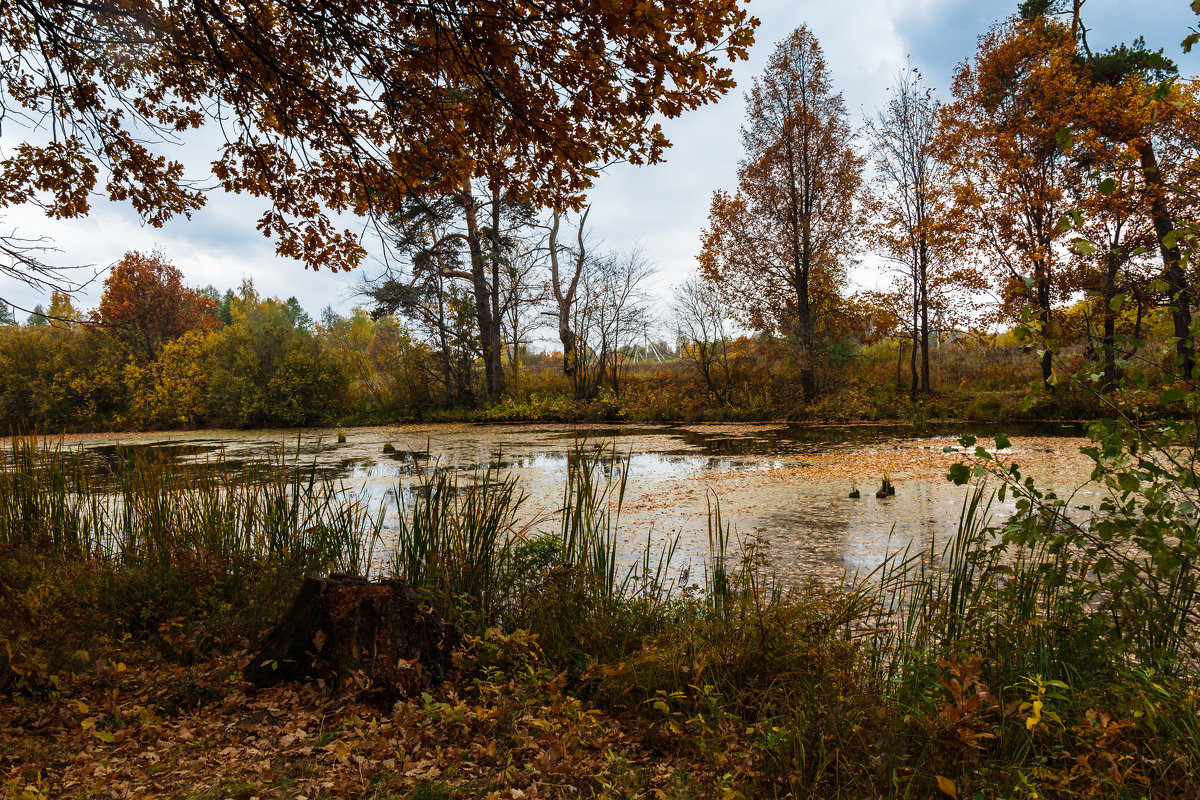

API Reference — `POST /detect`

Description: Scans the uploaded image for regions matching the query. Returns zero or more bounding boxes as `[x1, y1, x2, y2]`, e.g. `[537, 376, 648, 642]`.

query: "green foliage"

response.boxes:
[209, 282, 350, 427]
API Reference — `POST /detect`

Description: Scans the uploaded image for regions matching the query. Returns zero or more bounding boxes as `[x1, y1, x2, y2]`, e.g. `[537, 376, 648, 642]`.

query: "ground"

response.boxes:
[0, 635, 747, 800]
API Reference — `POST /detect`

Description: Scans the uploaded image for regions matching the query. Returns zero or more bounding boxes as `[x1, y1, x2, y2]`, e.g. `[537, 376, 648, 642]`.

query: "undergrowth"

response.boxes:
[2, 434, 1199, 798]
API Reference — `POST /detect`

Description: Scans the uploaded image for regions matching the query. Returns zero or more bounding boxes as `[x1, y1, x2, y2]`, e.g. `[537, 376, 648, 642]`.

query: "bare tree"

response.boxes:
[673, 276, 733, 404]
[573, 246, 654, 400]
[498, 242, 545, 387]
[544, 207, 590, 390]
[866, 67, 943, 398]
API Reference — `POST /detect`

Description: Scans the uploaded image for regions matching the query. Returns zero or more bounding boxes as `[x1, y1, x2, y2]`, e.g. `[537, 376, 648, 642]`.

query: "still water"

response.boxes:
[64, 422, 1099, 583]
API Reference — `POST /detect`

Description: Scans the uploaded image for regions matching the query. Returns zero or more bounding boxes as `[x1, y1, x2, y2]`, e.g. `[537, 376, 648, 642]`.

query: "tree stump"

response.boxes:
[244, 575, 460, 703]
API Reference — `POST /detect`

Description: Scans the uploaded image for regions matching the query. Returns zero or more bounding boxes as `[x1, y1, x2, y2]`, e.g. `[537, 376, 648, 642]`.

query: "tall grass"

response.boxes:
[389, 464, 533, 628]
[0, 435, 383, 633]
[1, 436, 381, 570]
[387, 442, 680, 641]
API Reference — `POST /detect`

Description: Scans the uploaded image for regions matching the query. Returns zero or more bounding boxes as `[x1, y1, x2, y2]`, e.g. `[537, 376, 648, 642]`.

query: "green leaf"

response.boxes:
[948, 463, 971, 486]
[1055, 127, 1074, 152]
[1098, 177, 1116, 196]
[1160, 387, 1185, 404]
[995, 432, 1011, 450]
[959, 434, 976, 447]
[1070, 237, 1098, 256]
[1109, 293, 1125, 312]
[1117, 473, 1140, 493]
[1153, 78, 1175, 101]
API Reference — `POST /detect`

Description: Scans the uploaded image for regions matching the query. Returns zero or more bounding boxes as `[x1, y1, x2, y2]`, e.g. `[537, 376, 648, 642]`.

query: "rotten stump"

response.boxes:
[244, 574, 460, 703]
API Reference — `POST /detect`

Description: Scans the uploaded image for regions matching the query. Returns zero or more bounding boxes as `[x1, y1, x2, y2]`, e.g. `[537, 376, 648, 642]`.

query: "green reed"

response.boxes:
[0, 435, 382, 582]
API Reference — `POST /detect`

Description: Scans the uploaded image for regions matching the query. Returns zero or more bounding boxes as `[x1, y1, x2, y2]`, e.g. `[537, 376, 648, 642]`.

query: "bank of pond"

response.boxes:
[1, 422, 1198, 798]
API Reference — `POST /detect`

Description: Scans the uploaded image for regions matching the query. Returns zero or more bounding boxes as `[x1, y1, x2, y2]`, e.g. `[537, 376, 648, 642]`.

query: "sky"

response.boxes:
[1, 0, 1197, 334]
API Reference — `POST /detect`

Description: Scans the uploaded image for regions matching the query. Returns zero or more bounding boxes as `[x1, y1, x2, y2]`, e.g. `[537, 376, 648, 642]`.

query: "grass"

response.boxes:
[2, 433, 1199, 798]
[0, 435, 383, 684]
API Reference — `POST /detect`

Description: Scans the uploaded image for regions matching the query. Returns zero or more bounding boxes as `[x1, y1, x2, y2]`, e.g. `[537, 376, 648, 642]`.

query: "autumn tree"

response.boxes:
[865, 67, 978, 398]
[1069, 34, 1200, 379]
[1060, 136, 1161, 388]
[1, 0, 755, 282]
[699, 26, 862, 401]
[1013, 0, 1200, 380]
[940, 16, 1082, 389]
[124, 330, 217, 428]
[96, 251, 218, 362]
[46, 291, 81, 329]
[210, 282, 348, 426]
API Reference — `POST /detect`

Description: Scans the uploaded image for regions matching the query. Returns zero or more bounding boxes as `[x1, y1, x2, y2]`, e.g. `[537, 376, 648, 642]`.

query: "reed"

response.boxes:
[0, 434, 383, 633]
[388, 463, 532, 628]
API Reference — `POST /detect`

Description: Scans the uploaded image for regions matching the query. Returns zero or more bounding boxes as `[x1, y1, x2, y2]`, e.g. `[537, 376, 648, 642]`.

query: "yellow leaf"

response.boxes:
[936, 775, 957, 798]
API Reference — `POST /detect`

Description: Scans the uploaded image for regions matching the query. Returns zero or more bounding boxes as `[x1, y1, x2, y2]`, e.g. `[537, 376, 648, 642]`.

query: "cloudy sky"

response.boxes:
[1, 0, 1196, 333]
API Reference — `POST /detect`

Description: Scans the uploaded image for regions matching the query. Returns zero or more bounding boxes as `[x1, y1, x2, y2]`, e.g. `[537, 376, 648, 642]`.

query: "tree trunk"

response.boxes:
[489, 190, 505, 399]
[1036, 266, 1053, 389]
[910, 319, 919, 402]
[796, 266, 816, 402]
[1102, 247, 1119, 389]
[1140, 142, 1193, 379]
[918, 237, 931, 394]
[462, 185, 504, 402]
[245, 575, 460, 705]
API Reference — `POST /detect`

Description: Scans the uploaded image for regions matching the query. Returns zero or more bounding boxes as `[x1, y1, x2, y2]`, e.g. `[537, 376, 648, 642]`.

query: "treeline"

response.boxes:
[4, 8, 1198, 430]
[0, 253, 347, 429]
[0, 250, 831, 430]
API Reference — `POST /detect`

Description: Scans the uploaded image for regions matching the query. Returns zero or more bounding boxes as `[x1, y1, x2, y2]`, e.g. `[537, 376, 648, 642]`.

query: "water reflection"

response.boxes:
[62, 421, 1096, 584]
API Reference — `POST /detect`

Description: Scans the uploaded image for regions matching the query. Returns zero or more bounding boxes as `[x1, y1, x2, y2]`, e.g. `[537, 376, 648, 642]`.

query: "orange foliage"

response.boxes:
[698, 26, 863, 400]
[95, 251, 218, 362]
[1, 0, 757, 272]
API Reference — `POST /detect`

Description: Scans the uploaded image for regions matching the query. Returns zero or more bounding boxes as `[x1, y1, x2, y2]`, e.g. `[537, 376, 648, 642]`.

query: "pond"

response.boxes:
[60, 421, 1099, 584]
